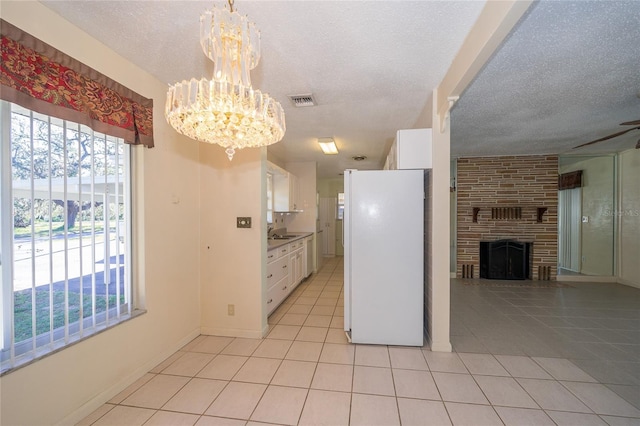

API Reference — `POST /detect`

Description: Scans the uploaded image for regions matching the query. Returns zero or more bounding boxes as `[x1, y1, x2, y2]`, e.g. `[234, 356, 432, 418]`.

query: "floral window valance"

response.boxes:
[0, 19, 154, 147]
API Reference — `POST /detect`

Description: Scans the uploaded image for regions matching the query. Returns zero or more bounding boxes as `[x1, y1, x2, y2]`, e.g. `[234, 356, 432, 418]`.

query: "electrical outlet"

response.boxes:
[228, 304, 235, 316]
[237, 217, 251, 228]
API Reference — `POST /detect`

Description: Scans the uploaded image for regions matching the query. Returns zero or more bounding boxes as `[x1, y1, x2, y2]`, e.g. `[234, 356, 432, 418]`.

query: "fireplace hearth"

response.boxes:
[480, 240, 531, 280]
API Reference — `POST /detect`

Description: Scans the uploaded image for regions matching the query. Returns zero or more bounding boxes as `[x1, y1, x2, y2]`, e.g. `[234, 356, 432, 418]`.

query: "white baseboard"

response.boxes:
[556, 275, 617, 283]
[617, 277, 640, 289]
[60, 327, 201, 426]
[201, 327, 264, 339]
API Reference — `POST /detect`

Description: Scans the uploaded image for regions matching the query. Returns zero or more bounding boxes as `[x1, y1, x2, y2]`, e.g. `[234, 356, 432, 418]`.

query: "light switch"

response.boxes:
[582, 216, 589, 223]
[237, 217, 252, 228]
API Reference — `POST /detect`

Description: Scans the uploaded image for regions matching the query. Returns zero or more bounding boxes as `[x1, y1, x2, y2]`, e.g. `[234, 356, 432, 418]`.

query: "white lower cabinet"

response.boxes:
[267, 237, 309, 315]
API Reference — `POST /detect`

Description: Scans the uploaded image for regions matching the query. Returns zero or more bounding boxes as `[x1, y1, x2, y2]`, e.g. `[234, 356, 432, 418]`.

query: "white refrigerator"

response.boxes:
[343, 169, 424, 346]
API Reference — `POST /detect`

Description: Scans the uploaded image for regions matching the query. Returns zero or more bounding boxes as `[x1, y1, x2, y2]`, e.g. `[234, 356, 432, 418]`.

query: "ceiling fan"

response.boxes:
[573, 119, 640, 150]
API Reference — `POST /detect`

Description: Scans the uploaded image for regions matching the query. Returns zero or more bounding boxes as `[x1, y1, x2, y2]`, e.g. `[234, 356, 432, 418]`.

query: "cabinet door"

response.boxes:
[289, 173, 299, 211]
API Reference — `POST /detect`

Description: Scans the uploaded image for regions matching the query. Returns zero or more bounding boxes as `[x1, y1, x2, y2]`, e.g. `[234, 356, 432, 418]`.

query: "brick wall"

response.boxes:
[456, 155, 558, 280]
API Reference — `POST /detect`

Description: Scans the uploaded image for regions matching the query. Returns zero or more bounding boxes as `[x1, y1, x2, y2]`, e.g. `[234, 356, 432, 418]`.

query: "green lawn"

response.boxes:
[14, 221, 108, 238]
[13, 290, 123, 342]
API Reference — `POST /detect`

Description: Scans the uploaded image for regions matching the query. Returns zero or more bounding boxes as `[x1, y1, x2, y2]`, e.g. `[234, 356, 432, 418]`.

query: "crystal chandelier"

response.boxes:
[165, 0, 286, 160]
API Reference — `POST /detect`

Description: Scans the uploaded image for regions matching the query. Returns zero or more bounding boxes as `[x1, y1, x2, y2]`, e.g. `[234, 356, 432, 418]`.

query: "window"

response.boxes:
[1, 102, 133, 372]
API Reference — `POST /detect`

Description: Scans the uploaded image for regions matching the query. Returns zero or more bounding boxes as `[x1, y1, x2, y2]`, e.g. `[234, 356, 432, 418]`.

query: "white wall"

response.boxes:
[618, 148, 640, 288]
[199, 147, 267, 338]
[1, 2, 201, 424]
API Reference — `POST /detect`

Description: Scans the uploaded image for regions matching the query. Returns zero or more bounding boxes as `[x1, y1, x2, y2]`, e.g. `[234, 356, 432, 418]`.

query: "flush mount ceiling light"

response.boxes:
[318, 137, 339, 155]
[165, 0, 286, 160]
[352, 155, 367, 161]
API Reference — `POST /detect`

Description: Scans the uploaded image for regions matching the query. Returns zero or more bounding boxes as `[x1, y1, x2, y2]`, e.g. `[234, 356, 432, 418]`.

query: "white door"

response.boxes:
[319, 197, 336, 257]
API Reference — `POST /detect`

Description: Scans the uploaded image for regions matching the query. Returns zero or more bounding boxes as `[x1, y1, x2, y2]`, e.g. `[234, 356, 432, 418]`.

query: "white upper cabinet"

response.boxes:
[386, 128, 432, 170]
[268, 162, 300, 212]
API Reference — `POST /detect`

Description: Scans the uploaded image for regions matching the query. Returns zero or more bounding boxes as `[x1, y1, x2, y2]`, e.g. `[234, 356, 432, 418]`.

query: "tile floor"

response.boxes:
[80, 258, 640, 425]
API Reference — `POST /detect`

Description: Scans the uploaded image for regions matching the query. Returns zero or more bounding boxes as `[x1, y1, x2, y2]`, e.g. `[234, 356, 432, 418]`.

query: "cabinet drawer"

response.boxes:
[267, 276, 288, 315]
[267, 249, 278, 263]
[267, 256, 288, 287]
[290, 240, 303, 250]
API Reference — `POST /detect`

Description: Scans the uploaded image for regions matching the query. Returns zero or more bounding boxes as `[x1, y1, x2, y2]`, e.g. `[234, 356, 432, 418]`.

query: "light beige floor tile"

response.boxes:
[302, 290, 322, 298]
[109, 373, 156, 404]
[350, 393, 400, 426]
[474, 375, 538, 408]
[330, 316, 344, 329]
[458, 352, 510, 376]
[76, 404, 115, 426]
[533, 357, 597, 382]
[397, 398, 451, 426]
[311, 305, 335, 316]
[320, 343, 355, 364]
[232, 357, 281, 384]
[432, 372, 489, 404]
[304, 315, 332, 327]
[267, 325, 301, 340]
[250, 385, 308, 425]
[92, 405, 155, 426]
[599, 415, 640, 426]
[162, 352, 214, 377]
[316, 298, 338, 306]
[494, 407, 555, 426]
[220, 338, 262, 356]
[516, 378, 591, 413]
[355, 345, 390, 368]
[311, 363, 353, 392]
[268, 311, 285, 325]
[296, 326, 328, 343]
[278, 313, 308, 326]
[495, 355, 554, 379]
[389, 347, 429, 370]
[144, 410, 200, 426]
[325, 328, 349, 344]
[445, 402, 503, 426]
[197, 355, 247, 380]
[122, 374, 190, 409]
[333, 306, 344, 316]
[150, 352, 185, 374]
[294, 297, 318, 305]
[423, 350, 468, 374]
[204, 382, 266, 420]
[299, 389, 351, 426]
[252, 338, 292, 359]
[393, 369, 440, 400]
[191, 336, 234, 354]
[195, 416, 246, 426]
[545, 410, 608, 426]
[285, 341, 324, 362]
[352, 366, 395, 396]
[561, 381, 640, 417]
[271, 360, 317, 388]
[287, 304, 313, 315]
[162, 378, 226, 414]
[181, 336, 207, 352]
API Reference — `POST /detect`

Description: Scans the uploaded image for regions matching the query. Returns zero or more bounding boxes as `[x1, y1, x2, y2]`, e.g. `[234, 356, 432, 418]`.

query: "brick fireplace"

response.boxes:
[456, 155, 558, 280]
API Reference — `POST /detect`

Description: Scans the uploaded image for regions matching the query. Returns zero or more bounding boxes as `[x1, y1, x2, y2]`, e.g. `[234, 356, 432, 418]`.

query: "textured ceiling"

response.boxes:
[452, 0, 640, 158]
[40, 0, 485, 177]
[39, 1, 640, 177]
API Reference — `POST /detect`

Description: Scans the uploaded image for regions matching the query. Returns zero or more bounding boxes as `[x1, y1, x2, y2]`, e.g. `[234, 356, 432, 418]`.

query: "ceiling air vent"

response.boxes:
[288, 94, 317, 107]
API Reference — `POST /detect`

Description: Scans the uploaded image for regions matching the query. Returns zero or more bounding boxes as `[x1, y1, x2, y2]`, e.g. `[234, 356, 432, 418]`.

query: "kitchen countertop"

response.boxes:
[267, 232, 314, 250]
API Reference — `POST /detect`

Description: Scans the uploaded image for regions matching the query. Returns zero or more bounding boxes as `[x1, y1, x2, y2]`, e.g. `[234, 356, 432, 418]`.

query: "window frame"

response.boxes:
[0, 101, 137, 374]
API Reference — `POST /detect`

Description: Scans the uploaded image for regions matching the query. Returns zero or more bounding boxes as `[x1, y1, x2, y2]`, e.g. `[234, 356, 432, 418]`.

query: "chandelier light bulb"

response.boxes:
[165, 0, 286, 160]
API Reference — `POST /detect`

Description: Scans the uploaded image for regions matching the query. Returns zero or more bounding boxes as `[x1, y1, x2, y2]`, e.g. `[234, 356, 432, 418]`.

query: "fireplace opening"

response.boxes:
[480, 240, 531, 280]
